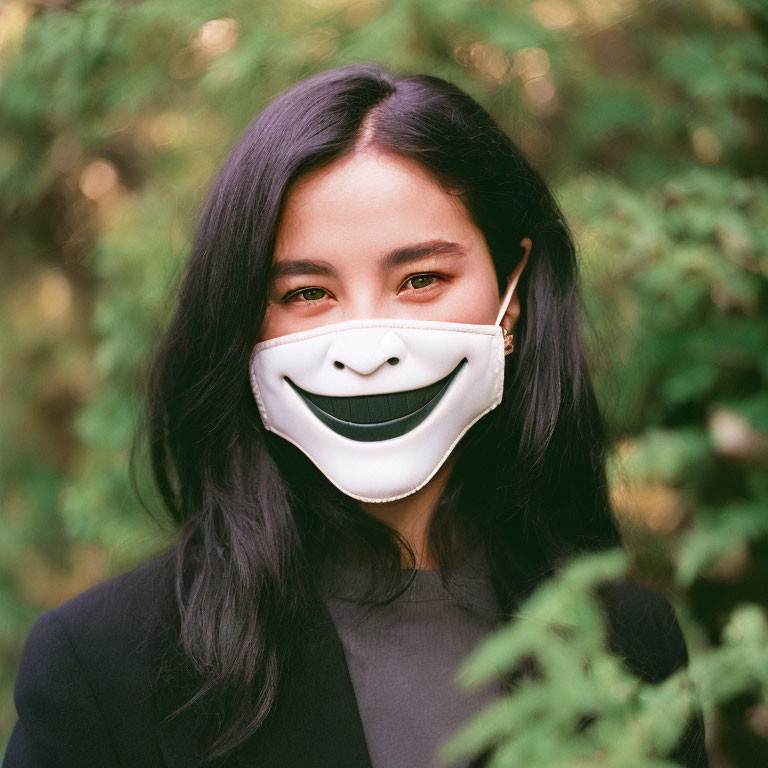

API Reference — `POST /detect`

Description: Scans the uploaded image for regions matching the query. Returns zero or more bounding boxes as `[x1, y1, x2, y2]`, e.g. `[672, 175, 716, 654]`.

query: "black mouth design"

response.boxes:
[286, 358, 467, 442]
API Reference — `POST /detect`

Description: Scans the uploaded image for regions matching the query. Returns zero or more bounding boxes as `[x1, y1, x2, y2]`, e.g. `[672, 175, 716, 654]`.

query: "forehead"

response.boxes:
[273, 151, 485, 263]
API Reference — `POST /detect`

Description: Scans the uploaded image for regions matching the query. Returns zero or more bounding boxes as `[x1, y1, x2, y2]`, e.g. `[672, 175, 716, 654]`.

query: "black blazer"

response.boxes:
[3, 554, 708, 768]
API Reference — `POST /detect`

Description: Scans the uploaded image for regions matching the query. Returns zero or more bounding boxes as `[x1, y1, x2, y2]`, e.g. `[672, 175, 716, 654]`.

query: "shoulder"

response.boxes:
[4, 551, 176, 768]
[594, 574, 689, 683]
[594, 575, 709, 767]
[47, 549, 176, 656]
[21, 548, 180, 706]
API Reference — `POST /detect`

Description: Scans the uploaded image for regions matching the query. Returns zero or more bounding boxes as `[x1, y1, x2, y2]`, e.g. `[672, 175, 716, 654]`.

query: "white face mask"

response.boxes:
[249, 272, 521, 504]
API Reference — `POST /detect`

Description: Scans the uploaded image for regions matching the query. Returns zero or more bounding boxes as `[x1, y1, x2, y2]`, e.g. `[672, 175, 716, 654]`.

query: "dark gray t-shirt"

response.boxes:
[324, 551, 504, 768]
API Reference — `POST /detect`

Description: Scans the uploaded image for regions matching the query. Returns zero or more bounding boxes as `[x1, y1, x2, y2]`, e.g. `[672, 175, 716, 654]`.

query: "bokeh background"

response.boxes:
[1, 0, 767, 763]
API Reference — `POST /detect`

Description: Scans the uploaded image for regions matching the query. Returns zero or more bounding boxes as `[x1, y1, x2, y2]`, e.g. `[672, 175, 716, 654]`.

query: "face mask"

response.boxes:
[248, 272, 521, 504]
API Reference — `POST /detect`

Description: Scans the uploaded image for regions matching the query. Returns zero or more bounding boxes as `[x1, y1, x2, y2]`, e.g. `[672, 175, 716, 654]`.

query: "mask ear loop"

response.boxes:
[495, 237, 532, 354]
[494, 276, 518, 326]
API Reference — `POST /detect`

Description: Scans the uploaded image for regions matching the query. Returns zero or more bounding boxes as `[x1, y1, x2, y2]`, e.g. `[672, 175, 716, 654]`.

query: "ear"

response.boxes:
[495, 237, 532, 332]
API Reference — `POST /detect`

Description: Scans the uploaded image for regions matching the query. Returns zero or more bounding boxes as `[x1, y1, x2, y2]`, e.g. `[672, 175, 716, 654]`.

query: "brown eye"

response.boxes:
[406, 274, 437, 290]
[301, 288, 325, 300]
[289, 287, 326, 301]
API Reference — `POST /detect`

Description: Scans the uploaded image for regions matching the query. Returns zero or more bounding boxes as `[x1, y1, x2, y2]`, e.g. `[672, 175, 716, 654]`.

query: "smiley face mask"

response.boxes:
[248, 265, 522, 504]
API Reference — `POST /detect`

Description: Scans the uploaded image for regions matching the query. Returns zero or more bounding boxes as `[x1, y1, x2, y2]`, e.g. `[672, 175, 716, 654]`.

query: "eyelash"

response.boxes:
[279, 273, 445, 303]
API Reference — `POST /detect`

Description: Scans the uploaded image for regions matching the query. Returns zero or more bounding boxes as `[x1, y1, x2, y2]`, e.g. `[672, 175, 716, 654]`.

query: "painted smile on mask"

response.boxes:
[285, 358, 468, 442]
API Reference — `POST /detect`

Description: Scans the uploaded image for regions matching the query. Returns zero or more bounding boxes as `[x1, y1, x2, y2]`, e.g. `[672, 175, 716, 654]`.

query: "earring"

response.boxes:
[502, 327, 515, 355]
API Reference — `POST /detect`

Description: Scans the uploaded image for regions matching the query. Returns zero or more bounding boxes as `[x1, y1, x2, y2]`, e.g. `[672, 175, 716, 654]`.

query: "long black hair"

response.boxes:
[138, 62, 622, 762]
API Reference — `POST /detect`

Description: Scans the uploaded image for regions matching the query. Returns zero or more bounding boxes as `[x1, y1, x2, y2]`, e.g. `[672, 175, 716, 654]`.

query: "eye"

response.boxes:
[401, 273, 441, 292]
[282, 287, 329, 302]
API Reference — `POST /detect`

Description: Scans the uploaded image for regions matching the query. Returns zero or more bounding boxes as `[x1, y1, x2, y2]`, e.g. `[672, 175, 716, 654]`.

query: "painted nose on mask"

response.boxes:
[326, 329, 407, 375]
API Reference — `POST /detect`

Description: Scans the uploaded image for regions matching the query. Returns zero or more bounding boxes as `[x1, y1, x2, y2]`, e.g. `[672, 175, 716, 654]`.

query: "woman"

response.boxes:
[4, 63, 707, 768]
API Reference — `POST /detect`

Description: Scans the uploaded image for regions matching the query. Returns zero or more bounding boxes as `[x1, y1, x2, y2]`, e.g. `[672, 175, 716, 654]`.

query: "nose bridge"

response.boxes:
[342, 290, 390, 324]
[327, 329, 407, 375]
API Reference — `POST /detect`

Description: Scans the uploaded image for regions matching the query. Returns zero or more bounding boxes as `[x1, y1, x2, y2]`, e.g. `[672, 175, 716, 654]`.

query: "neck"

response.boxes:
[359, 457, 455, 570]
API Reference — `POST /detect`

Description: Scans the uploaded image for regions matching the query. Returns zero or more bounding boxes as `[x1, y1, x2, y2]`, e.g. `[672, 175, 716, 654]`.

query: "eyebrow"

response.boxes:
[270, 239, 467, 281]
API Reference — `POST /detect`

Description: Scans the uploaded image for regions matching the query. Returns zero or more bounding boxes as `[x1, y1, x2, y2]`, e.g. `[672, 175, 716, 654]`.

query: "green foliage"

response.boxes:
[440, 550, 684, 767]
[440, 550, 768, 767]
[1, 0, 767, 761]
